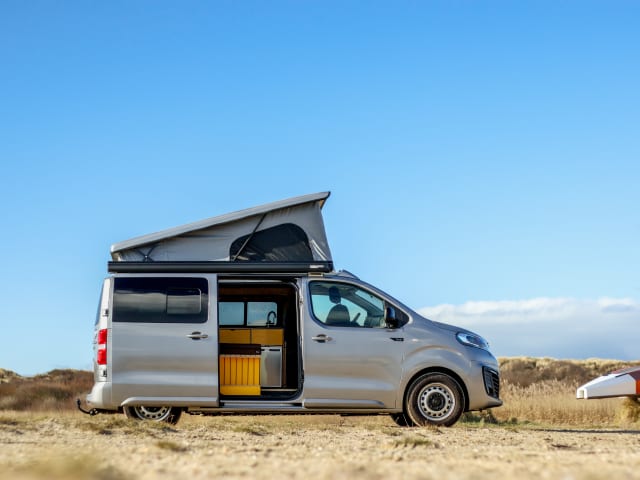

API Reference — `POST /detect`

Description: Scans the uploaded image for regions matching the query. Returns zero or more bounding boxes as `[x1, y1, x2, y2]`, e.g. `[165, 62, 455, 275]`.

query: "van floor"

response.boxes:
[220, 388, 300, 402]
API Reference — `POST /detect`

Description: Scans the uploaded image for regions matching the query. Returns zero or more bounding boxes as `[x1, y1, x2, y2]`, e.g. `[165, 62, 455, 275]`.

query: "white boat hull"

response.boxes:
[576, 366, 640, 399]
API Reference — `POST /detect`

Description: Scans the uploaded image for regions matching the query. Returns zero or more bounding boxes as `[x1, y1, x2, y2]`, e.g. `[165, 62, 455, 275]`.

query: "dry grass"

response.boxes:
[491, 357, 640, 427]
[498, 356, 640, 387]
[493, 379, 623, 425]
[1, 412, 640, 480]
[619, 397, 640, 423]
[5, 456, 130, 480]
[1, 358, 640, 480]
[0, 369, 93, 411]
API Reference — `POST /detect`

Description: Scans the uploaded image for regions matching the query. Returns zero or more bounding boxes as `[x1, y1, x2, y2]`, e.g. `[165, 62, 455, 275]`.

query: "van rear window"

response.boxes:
[113, 277, 208, 323]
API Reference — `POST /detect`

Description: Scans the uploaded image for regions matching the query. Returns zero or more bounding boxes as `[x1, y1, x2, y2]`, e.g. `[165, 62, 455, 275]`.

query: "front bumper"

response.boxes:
[465, 357, 502, 410]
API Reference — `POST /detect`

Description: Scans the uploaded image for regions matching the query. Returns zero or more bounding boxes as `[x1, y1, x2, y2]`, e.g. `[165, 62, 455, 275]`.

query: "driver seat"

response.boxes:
[325, 286, 351, 326]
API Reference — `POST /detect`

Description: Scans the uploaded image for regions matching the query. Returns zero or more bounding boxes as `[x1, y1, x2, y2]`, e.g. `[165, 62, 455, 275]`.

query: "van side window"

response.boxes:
[113, 278, 208, 323]
[247, 302, 278, 326]
[219, 302, 244, 326]
[309, 282, 388, 328]
[219, 301, 278, 327]
[167, 288, 202, 315]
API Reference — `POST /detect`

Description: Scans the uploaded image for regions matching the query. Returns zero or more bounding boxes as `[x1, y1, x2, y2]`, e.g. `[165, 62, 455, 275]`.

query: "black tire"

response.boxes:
[405, 373, 464, 427]
[390, 413, 413, 427]
[123, 406, 182, 425]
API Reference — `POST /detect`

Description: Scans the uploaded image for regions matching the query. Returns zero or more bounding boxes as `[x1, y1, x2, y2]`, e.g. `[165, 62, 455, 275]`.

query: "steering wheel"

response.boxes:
[267, 310, 277, 326]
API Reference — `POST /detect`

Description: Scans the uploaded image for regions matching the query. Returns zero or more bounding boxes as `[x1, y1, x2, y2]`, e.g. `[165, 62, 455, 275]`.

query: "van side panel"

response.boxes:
[110, 274, 219, 407]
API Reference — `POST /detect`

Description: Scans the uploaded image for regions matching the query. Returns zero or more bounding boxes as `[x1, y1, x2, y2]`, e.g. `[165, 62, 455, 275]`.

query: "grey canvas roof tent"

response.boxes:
[109, 192, 333, 274]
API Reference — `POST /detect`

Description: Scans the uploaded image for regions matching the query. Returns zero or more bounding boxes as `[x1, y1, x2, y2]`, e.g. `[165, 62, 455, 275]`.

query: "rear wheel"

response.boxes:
[405, 373, 464, 427]
[123, 406, 182, 425]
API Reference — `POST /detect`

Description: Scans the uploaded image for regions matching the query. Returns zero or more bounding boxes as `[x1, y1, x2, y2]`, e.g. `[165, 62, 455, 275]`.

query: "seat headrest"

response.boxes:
[329, 286, 341, 304]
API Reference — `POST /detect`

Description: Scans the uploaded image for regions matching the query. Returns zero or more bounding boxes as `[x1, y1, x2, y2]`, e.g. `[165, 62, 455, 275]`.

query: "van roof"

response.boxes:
[110, 192, 333, 265]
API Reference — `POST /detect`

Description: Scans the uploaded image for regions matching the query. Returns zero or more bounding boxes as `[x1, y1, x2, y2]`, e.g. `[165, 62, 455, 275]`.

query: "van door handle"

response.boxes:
[312, 334, 332, 343]
[187, 332, 209, 340]
[390, 337, 404, 342]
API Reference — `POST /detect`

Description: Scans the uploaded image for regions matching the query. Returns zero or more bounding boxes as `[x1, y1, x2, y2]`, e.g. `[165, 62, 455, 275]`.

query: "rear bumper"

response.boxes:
[86, 382, 116, 410]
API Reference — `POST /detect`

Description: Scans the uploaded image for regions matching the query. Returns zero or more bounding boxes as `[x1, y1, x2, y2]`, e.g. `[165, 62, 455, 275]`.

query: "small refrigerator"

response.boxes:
[260, 346, 283, 388]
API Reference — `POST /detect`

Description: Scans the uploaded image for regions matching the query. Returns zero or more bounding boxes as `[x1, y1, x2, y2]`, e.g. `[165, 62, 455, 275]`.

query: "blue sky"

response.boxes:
[1, 1, 638, 375]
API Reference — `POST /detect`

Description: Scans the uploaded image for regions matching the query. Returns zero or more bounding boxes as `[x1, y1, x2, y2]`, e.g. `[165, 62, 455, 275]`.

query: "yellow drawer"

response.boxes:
[251, 329, 284, 345]
[219, 329, 251, 344]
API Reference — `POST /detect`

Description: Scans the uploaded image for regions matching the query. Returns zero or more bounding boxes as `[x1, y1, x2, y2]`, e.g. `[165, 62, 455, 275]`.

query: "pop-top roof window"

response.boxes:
[230, 223, 313, 262]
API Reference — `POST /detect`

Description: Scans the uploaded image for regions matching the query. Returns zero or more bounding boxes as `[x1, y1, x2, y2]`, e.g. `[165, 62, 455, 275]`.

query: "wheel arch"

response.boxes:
[402, 367, 469, 413]
[123, 405, 183, 424]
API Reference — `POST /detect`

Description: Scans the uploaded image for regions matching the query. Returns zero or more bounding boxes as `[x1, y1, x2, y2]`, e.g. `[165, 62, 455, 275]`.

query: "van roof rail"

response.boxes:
[108, 261, 334, 274]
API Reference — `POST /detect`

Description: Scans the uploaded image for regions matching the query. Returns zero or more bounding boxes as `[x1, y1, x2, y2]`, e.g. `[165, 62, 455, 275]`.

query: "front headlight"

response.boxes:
[456, 332, 490, 351]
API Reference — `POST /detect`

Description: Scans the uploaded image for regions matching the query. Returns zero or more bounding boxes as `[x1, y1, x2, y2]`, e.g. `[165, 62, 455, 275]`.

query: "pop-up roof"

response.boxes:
[110, 192, 332, 265]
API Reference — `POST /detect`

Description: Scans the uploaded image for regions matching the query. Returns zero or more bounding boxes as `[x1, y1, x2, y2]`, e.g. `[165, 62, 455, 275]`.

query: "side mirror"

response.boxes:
[384, 306, 399, 329]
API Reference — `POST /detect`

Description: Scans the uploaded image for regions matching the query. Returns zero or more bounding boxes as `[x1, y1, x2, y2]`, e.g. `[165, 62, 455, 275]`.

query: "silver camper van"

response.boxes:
[85, 192, 501, 426]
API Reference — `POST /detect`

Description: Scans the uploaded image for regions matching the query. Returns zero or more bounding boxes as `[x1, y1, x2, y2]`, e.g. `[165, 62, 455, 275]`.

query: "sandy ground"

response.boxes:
[1, 413, 639, 480]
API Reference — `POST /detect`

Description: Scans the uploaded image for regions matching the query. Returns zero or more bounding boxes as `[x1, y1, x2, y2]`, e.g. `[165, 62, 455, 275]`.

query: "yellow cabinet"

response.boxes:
[219, 328, 251, 344]
[219, 355, 260, 396]
[251, 329, 284, 345]
[219, 328, 283, 346]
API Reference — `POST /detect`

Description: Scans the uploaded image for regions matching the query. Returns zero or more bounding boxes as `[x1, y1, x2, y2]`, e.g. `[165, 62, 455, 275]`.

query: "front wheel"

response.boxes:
[123, 406, 182, 425]
[405, 373, 464, 427]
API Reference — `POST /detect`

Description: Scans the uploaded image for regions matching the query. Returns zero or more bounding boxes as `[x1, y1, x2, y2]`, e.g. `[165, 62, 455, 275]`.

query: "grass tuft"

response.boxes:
[6, 455, 130, 480]
[232, 424, 270, 436]
[461, 410, 499, 425]
[617, 397, 640, 425]
[394, 435, 439, 448]
[155, 440, 189, 452]
[0, 415, 27, 426]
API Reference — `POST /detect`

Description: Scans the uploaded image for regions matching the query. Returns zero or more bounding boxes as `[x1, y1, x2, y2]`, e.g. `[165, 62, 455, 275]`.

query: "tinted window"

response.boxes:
[113, 277, 208, 323]
[167, 288, 202, 315]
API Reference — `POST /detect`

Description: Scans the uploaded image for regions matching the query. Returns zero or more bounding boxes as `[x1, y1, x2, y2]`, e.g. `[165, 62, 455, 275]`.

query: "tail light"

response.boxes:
[97, 328, 107, 365]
